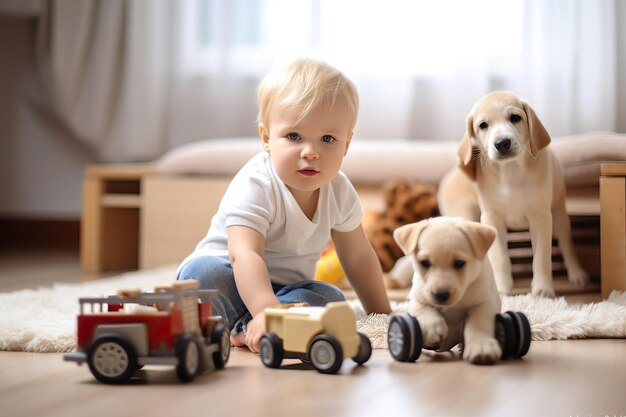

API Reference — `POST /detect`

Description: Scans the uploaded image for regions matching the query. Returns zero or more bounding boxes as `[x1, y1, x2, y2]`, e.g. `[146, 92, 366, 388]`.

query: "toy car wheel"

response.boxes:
[309, 334, 343, 374]
[260, 333, 284, 369]
[495, 313, 516, 360]
[352, 332, 372, 365]
[211, 323, 230, 369]
[87, 336, 137, 384]
[405, 314, 423, 362]
[176, 334, 200, 382]
[388, 313, 422, 362]
[505, 311, 532, 358]
[388, 315, 410, 361]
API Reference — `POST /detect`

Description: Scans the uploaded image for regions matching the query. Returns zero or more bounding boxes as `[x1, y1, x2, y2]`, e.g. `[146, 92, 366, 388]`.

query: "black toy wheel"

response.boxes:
[352, 332, 372, 365]
[405, 314, 423, 362]
[211, 323, 230, 369]
[309, 334, 343, 374]
[260, 333, 284, 368]
[88, 336, 138, 384]
[388, 313, 422, 362]
[495, 313, 517, 360]
[506, 311, 531, 358]
[176, 334, 200, 382]
[388, 315, 410, 361]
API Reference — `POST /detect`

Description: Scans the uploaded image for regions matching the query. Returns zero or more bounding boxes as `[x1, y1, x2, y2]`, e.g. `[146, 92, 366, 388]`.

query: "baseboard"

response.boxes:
[0, 217, 80, 249]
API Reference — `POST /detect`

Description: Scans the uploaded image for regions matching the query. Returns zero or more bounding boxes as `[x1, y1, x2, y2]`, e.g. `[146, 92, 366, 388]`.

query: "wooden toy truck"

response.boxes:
[64, 281, 230, 383]
[259, 301, 372, 374]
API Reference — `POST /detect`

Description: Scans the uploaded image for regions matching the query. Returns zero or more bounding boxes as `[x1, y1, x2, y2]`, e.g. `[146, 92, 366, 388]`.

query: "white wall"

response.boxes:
[0, 17, 95, 219]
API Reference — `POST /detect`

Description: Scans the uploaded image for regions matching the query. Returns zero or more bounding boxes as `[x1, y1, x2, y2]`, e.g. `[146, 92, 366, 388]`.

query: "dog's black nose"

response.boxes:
[494, 138, 511, 153]
[433, 290, 450, 303]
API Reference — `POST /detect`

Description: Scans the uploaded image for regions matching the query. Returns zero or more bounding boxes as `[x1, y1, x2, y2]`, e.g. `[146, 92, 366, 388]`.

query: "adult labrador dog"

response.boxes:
[394, 217, 502, 364]
[438, 91, 588, 297]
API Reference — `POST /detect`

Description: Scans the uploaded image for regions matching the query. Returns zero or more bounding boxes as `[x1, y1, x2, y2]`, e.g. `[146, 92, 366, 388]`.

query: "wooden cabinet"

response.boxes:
[600, 162, 626, 298]
[80, 164, 232, 274]
[80, 164, 154, 273]
[140, 176, 231, 269]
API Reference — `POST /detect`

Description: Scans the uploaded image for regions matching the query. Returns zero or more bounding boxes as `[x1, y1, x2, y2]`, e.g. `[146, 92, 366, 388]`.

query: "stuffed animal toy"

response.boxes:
[365, 178, 439, 273]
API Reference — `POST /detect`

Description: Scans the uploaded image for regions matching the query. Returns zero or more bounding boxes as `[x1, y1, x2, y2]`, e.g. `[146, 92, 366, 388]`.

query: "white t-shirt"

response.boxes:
[178, 152, 363, 285]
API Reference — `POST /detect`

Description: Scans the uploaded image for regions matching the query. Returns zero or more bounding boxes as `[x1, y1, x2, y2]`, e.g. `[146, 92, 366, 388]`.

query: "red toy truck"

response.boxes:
[64, 280, 230, 383]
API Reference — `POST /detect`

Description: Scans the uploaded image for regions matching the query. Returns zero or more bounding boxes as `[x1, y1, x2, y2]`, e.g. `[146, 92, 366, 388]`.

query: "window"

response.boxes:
[181, 0, 524, 77]
[180, 0, 266, 75]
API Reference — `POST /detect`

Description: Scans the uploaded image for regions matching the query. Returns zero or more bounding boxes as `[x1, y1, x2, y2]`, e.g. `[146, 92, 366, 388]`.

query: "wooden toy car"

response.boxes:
[259, 301, 372, 374]
[387, 311, 531, 362]
[63, 280, 230, 383]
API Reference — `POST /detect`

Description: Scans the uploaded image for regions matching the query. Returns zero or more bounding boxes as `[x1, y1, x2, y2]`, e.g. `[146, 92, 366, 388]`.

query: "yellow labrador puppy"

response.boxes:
[438, 91, 588, 297]
[394, 217, 501, 364]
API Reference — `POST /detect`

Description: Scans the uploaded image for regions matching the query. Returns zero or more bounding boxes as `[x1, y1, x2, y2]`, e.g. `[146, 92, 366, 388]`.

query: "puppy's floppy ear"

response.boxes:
[457, 221, 496, 260]
[458, 114, 477, 181]
[393, 219, 430, 255]
[522, 101, 551, 157]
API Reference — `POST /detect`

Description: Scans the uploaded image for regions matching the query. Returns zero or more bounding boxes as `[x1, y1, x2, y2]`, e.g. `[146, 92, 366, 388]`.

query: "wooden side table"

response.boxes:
[81, 164, 155, 274]
[600, 162, 626, 298]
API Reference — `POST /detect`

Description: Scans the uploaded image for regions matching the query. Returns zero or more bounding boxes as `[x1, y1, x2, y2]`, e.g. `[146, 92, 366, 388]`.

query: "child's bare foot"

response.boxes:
[230, 331, 247, 348]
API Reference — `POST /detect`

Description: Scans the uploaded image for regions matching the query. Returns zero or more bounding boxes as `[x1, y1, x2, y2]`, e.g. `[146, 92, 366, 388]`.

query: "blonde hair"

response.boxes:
[257, 58, 359, 131]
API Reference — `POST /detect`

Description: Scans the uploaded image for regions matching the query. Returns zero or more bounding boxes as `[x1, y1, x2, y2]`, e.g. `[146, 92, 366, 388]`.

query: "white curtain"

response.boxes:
[520, 0, 618, 135]
[35, 0, 176, 161]
[35, 0, 624, 162]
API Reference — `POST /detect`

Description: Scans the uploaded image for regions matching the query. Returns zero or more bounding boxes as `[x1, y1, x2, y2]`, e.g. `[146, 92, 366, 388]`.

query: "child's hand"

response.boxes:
[244, 314, 266, 353]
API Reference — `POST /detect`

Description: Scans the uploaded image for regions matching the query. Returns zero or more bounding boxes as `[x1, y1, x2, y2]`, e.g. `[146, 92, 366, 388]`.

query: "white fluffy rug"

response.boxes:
[1, 266, 625, 352]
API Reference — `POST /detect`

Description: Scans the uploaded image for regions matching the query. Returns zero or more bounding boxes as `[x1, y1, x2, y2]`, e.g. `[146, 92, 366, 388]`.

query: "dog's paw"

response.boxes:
[463, 338, 501, 365]
[567, 268, 589, 286]
[420, 316, 448, 349]
[531, 282, 555, 298]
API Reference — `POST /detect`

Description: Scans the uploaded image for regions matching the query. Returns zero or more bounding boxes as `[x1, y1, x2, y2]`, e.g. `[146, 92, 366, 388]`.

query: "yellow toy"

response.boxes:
[314, 242, 345, 285]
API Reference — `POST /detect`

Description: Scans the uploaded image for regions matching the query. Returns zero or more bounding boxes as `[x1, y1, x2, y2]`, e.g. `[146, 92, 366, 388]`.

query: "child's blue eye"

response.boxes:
[321, 135, 335, 143]
[287, 133, 300, 141]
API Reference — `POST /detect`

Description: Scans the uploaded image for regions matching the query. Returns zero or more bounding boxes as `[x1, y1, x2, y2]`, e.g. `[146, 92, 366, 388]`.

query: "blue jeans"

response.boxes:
[177, 256, 346, 335]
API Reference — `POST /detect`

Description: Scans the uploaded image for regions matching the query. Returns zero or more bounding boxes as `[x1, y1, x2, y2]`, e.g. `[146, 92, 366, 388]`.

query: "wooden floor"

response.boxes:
[1, 247, 625, 417]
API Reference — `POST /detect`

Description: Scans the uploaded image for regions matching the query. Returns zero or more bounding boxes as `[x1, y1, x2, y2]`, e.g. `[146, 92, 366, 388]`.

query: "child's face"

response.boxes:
[260, 97, 353, 195]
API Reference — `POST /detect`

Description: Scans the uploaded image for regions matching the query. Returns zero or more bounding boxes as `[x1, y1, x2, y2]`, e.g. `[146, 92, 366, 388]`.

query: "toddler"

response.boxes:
[178, 58, 391, 353]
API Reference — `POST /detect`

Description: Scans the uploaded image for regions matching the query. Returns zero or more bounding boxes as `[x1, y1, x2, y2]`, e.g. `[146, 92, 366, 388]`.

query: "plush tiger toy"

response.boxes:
[365, 179, 439, 273]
